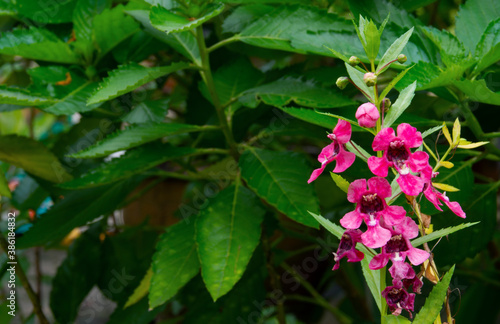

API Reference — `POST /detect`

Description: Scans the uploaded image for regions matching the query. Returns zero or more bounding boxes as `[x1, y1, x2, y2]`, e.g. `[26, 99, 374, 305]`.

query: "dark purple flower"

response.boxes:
[332, 229, 364, 270]
[382, 281, 415, 317]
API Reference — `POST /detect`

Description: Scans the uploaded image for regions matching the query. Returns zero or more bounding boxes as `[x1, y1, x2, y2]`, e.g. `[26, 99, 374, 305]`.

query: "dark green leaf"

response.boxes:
[239, 147, 319, 228]
[11, 175, 48, 211]
[239, 77, 355, 109]
[396, 61, 463, 91]
[411, 222, 479, 248]
[0, 85, 55, 106]
[421, 26, 468, 66]
[413, 266, 455, 324]
[73, 0, 109, 42]
[0, 135, 72, 183]
[474, 18, 500, 73]
[44, 82, 100, 115]
[124, 268, 152, 308]
[61, 144, 197, 189]
[0, 170, 11, 198]
[121, 99, 169, 124]
[196, 181, 265, 301]
[88, 62, 190, 105]
[0, 28, 80, 64]
[150, 3, 224, 34]
[50, 227, 102, 324]
[222, 4, 273, 34]
[16, 178, 140, 248]
[455, 0, 500, 52]
[70, 122, 211, 159]
[15, 0, 77, 23]
[278, 107, 353, 130]
[453, 79, 500, 105]
[149, 220, 200, 308]
[109, 297, 163, 324]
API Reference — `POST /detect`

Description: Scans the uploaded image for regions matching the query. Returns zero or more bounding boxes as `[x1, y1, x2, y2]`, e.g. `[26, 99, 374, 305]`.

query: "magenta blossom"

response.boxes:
[369, 217, 430, 275]
[355, 102, 380, 128]
[332, 229, 364, 270]
[421, 166, 466, 218]
[340, 177, 406, 248]
[308, 120, 355, 183]
[368, 123, 430, 196]
[382, 281, 415, 317]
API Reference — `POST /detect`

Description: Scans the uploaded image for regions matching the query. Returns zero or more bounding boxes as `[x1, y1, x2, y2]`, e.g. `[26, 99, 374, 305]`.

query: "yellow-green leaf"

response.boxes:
[458, 141, 489, 149]
[124, 267, 152, 308]
[330, 172, 350, 193]
[441, 122, 452, 145]
[452, 118, 461, 145]
[432, 182, 460, 192]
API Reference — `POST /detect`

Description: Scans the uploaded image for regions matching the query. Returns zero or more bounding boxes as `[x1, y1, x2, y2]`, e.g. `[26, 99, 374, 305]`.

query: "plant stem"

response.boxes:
[281, 262, 352, 324]
[484, 131, 500, 138]
[0, 233, 49, 324]
[207, 35, 241, 53]
[195, 26, 240, 160]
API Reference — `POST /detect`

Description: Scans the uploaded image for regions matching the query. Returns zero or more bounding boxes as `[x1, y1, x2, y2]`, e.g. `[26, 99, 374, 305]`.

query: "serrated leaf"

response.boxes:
[413, 266, 455, 324]
[15, 0, 77, 23]
[239, 77, 355, 109]
[0, 170, 11, 199]
[452, 79, 500, 106]
[455, 0, 500, 52]
[50, 227, 101, 324]
[442, 122, 452, 145]
[0, 85, 54, 106]
[222, 4, 274, 34]
[16, 178, 141, 249]
[92, 5, 140, 60]
[70, 122, 210, 159]
[0, 135, 71, 183]
[126, 10, 201, 65]
[330, 172, 350, 193]
[345, 63, 374, 101]
[457, 141, 489, 149]
[421, 26, 468, 66]
[432, 182, 459, 192]
[61, 145, 197, 189]
[474, 18, 500, 73]
[377, 27, 413, 74]
[124, 267, 152, 309]
[196, 181, 264, 301]
[384, 315, 412, 324]
[239, 148, 319, 228]
[44, 82, 100, 115]
[121, 99, 169, 124]
[383, 81, 416, 128]
[396, 61, 463, 91]
[150, 3, 224, 34]
[0, 28, 79, 64]
[88, 62, 189, 105]
[149, 220, 200, 308]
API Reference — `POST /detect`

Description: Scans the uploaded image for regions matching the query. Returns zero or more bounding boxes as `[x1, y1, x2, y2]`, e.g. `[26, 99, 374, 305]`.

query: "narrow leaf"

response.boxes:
[361, 251, 382, 312]
[150, 3, 224, 34]
[410, 222, 479, 248]
[457, 141, 489, 149]
[442, 122, 452, 145]
[345, 63, 373, 101]
[124, 267, 152, 308]
[432, 182, 459, 192]
[0, 85, 54, 106]
[330, 172, 350, 194]
[379, 65, 413, 100]
[383, 81, 416, 128]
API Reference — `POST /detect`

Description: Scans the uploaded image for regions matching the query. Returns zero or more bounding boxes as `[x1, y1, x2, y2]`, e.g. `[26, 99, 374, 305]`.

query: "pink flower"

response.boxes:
[421, 166, 466, 218]
[308, 120, 355, 183]
[368, 123, 430, 196]
[382, 281, 415, 317]
[332, 229, 364, 270]
[355, 103, 380, 128]
[369, 217, 430, 276]
[340, 177, 406, 248]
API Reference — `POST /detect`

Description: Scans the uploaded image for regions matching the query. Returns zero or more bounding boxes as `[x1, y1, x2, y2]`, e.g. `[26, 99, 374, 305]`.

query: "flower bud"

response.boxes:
[382, 97, 391, 111]
[336, 76, 349, 90]
[348, 56, 360, 66]
[397, 54, 407, 63]
[363, 72, 377, 87]
[355, 102, 380, 128]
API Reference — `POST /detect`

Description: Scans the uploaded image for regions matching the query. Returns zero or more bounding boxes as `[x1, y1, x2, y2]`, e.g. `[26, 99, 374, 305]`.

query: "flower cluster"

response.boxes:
[309, 118, 466, 316]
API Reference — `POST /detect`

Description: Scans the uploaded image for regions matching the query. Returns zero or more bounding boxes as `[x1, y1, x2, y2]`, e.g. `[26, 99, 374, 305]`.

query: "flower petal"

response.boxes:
[369, 252, 390, 270]
[333, 119, 352, 144]
[382, 205, 406, 226]
[307, 164, 327, 183]
[444, 200, 466, 218]
[347, 179, 367, 203]
[332, 150, 355, 173]
[389, 261, 415, 281]
[317, 143, 338, 164]
[397, 123, 422, 148]
[367, 176, 392, 198]
[362, 225, 391, 248]
[406, 247, 430, 266]
[397, 173, 424, 196]
[408, 151, 430, 173]
[368, 156, 390, 177]
[372, 127, 395, 151]
[347, 249, 365, 263]
[340, 210, 363, 229]
[394, 217, 420, 239]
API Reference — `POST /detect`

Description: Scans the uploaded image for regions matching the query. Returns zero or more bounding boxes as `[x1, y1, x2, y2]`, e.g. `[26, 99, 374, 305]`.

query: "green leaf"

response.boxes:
[396, 61, 463, 91]
[330, 173, 350, 194]
[126, 10, 201, 65]
[413, 265, 455, 324]
[474, 18, 500, 73]
[239, 77, 355, 109]
[384, 315, 412, 324]
[150, 3, 224, 34]
[421, 26, 468, 66]
[221, 4, 273, 34]
[453, 79, 500, 105]
[0, 170, 11, 199]
[379, 66, 413, 100]
[50, 227, 102, 324]
[73, 0, 109, 42]
[0, 28, 80, 64]
[345, 63, 374, 101]
[0, 85, 54, 106]
[61, 144, 197, 189]
[44, 82, 100, 115]
[0, 135, 72, 183]
[15, 0, 77, 23]
[92, 5, 140, 60]
[17, 178, 141, 249]
[377, 27, 413, 74]
[455, 0, 500, 52]
[360, 250, 382, 312]
[70, 122, 210, 159]
[149, 220, 200, 308]
[88, 62, 190, 105]
[197, 180, 265, 301]
[278, 107, 357, 131]
[124, 267, 152, 308]
[383, 81, 416, 128]
[239, 147, 319, 228]
[363, 19, 381, 61]
[121, 99, 169, 124]
[411, 222, 479, 248]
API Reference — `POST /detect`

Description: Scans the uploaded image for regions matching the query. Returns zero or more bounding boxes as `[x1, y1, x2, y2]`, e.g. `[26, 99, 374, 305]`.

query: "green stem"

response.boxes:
[483, 131, 500, 139]
[0, 234, 49, 324]
[281, 262, 352, 324]
[207, 35, 241, 53]
[195, 26, 240, 160]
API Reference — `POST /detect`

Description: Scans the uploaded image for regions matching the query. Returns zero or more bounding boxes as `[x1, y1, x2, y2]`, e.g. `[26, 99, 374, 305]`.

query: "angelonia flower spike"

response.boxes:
[309, 17, 484, 321]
